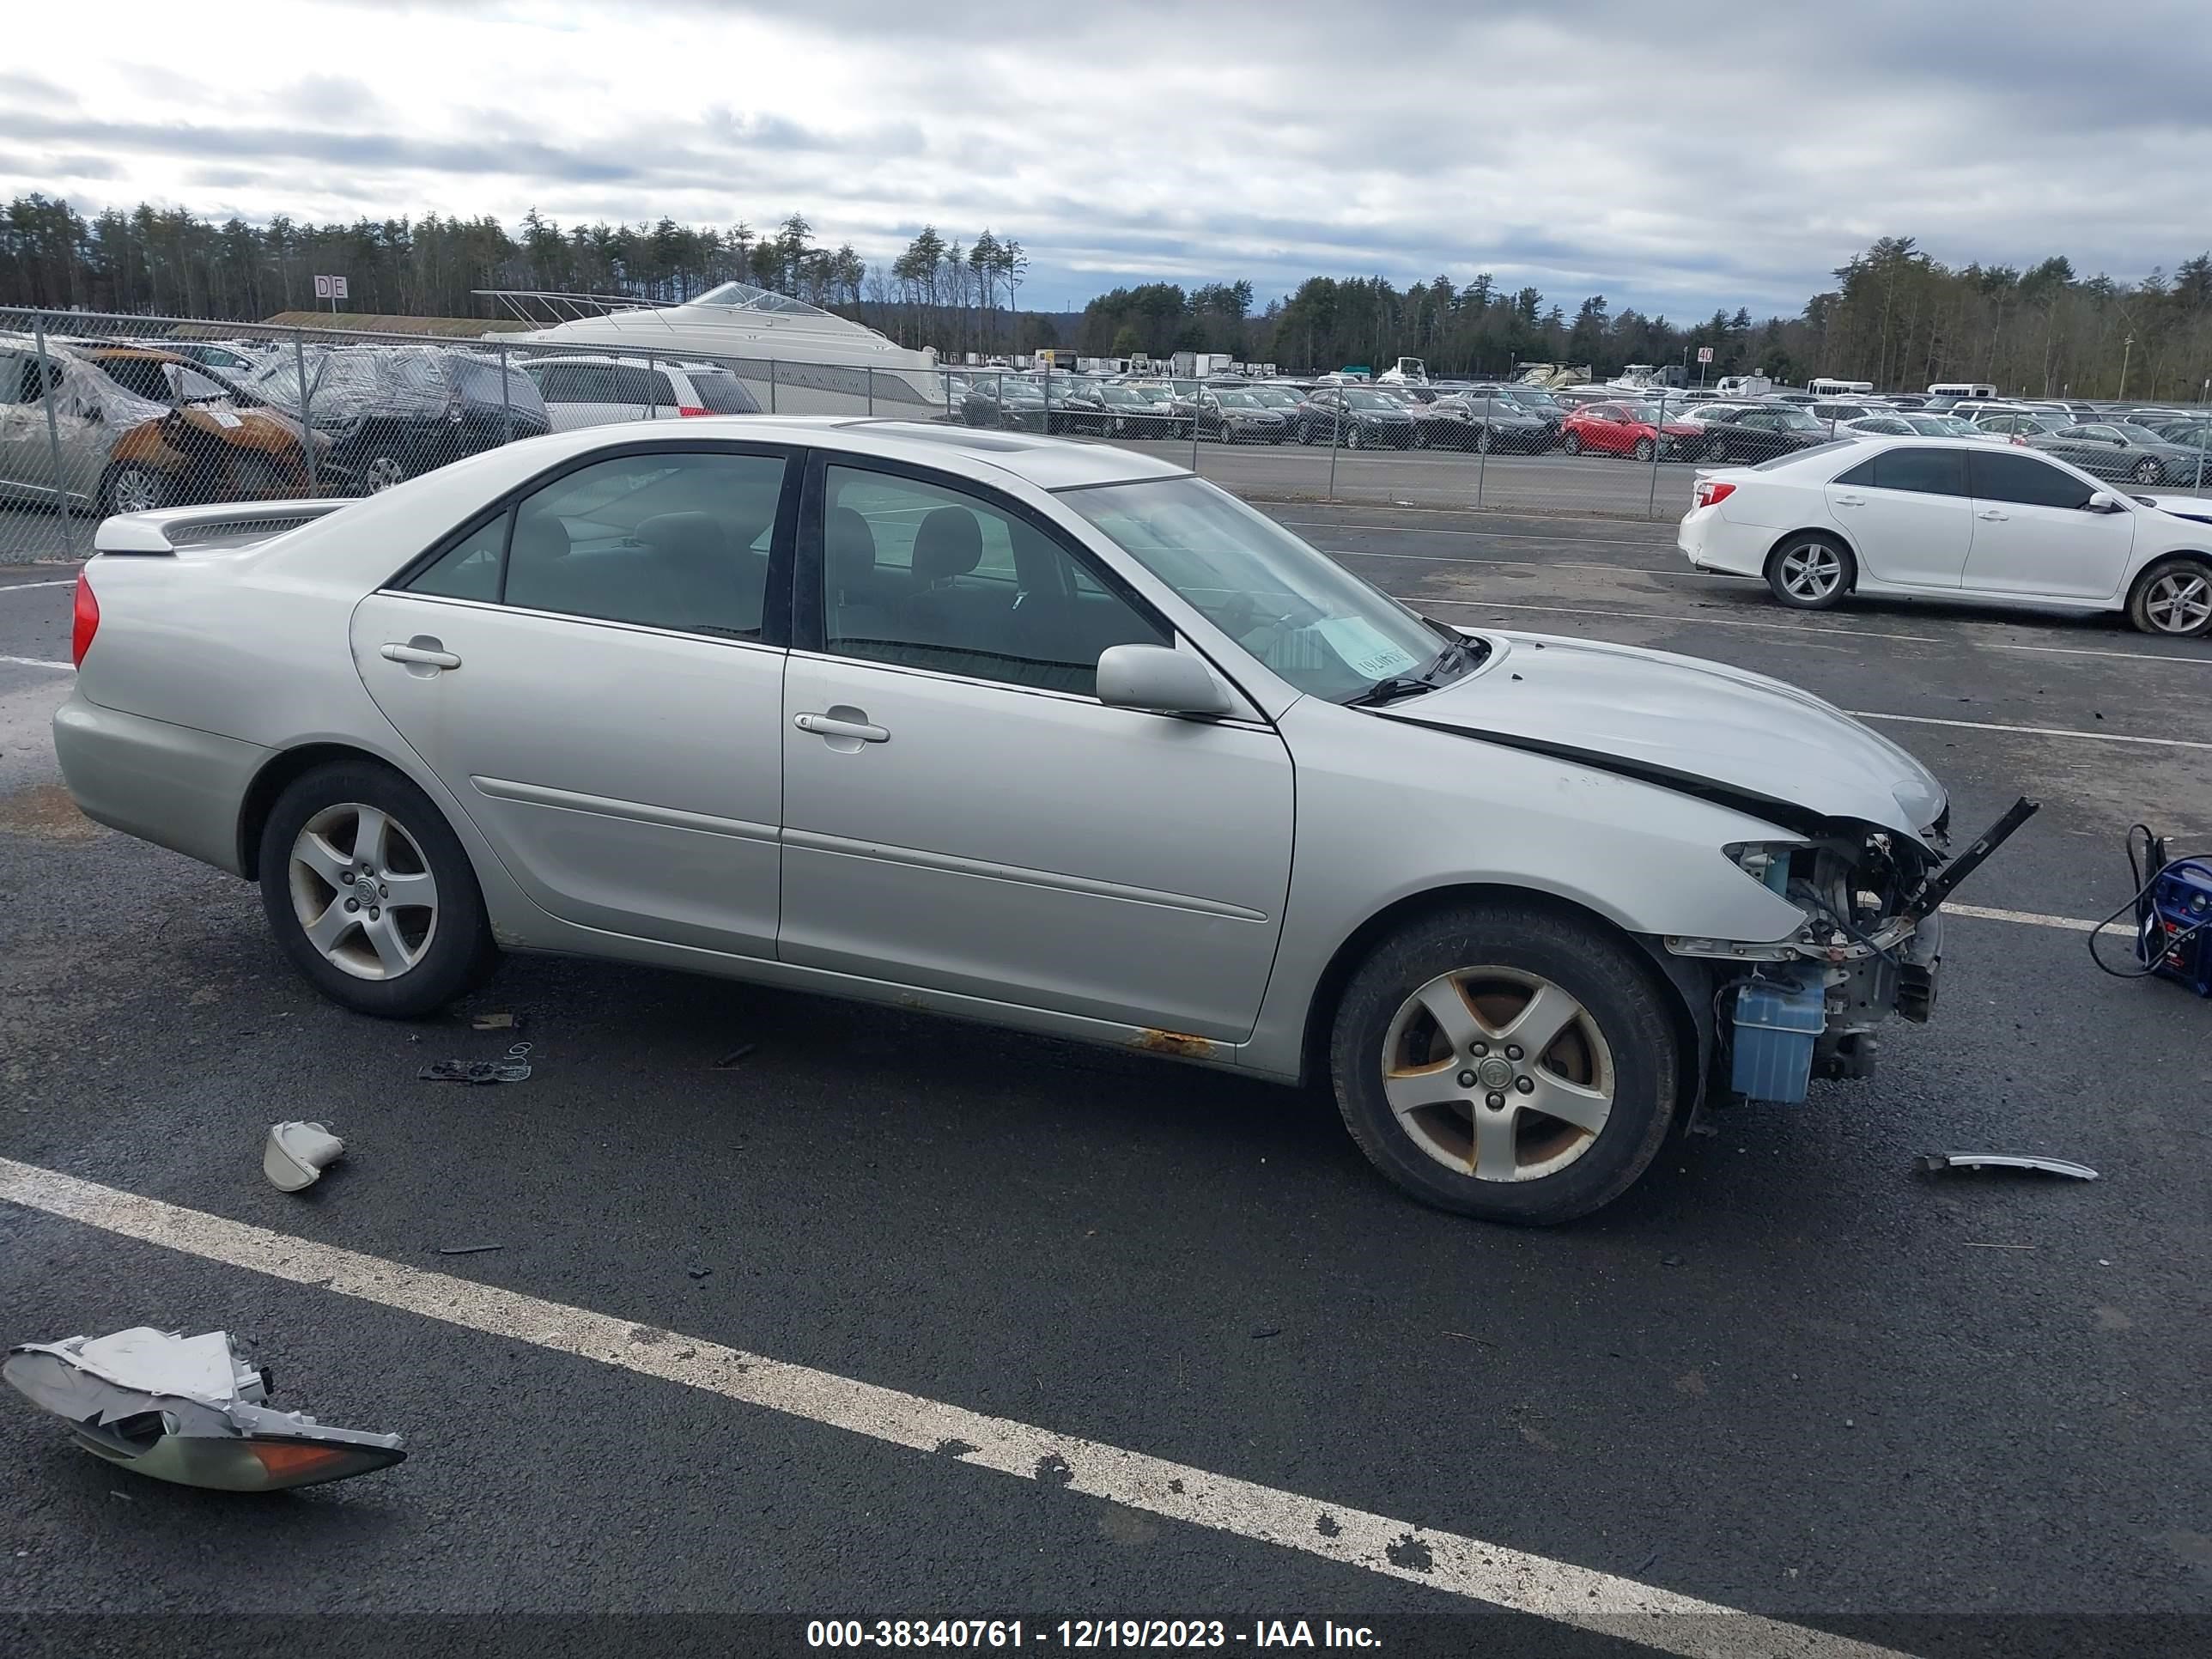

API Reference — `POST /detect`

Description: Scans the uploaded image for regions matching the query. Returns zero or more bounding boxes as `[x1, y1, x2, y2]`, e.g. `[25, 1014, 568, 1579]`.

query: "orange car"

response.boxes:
[3, 342, 335, 515]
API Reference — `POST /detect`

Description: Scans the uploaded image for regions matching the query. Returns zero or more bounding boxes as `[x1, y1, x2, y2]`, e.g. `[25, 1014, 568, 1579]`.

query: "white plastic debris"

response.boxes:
[263, 1121, 344, 1191]
[3, 1328, 404, 1491]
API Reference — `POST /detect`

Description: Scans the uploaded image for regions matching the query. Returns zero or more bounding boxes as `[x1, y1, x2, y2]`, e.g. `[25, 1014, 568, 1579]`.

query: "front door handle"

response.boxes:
[794, 711, 890, 744]
[381, 641, 461, 669]
[1976, 509, 2009, 522]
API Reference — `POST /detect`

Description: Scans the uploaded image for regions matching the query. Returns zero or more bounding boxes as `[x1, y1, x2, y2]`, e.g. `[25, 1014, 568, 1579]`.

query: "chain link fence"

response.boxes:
[4, 307, 2209, 563]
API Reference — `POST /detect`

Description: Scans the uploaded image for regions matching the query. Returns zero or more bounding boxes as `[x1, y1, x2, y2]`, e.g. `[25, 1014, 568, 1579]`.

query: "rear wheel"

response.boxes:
[2133, 456, 2166, 485]
[258, 761, 498, 1018]
[358, 448, 411, 494]
[1765, 533, 1855, 609]
[1561, 432, 1582, 455]
[2128, 557, 2212, 637]
[1328, 902, 1680, 1224]
[1477, 427, 1495, 453]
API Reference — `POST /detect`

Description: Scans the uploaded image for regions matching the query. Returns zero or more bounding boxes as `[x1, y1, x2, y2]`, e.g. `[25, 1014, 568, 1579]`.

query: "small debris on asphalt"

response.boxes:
[262, 1121, 343, 1192]
[712, 1043, 757, 1068]
[1917, 1152, 2098, 1181]
[471, 1012, 519, 1031]
[1661, 1253, 1685, 1267]
[435, 1243, 505, 1256]
[687, 1266, 712, 1280]
[420, 1042, 533, 1085]
[1441, 1330, 1491, 1346]
[1250, 1327, 1281, 1340]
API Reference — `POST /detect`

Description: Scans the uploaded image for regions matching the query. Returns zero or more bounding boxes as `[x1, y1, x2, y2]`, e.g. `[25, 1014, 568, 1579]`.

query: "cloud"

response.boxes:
[2, 0, 2208, 320]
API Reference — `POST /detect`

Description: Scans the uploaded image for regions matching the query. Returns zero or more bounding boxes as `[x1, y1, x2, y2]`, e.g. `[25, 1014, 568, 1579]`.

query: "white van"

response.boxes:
[1927, 381, 1997, 399]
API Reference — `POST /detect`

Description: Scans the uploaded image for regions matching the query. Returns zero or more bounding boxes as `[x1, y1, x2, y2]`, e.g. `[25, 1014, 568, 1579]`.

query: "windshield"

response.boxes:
[1771, 408, 1824, 431]
[1249, 386, 1301, 407]
[1062, 476, 1452, 702]
[1214, 392, 1261, 409]
[2110, 423, 2172, 445]
[1099, 386, 1147, 405]
[1342, 390, 1400, 411]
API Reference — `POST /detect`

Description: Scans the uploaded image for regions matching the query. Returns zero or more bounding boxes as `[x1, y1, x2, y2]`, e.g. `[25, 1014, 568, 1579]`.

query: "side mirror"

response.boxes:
[1096, 644, 1232, 718]
[2083, 492, 2124, 514]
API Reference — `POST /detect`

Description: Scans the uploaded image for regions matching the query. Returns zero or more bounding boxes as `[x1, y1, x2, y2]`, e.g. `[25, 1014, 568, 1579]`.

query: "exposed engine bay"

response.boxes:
[1665, 798, 2038, 1106]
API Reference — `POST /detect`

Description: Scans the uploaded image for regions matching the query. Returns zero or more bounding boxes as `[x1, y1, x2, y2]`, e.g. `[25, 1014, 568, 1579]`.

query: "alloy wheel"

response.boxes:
[2134, 458, 2165, 484]
[288, 802, 440, 981]
[1380, 967, 1616, 1182]
[362, 455, 409, 492]
[111, 467, 165, 514]
[1777, 541, 1845, 602]
[2142, 568, 2212, 634]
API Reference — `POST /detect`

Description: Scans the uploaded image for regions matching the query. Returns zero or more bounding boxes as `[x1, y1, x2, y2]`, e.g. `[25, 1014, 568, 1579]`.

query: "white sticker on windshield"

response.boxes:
[208, 410, 243, 428]
[1313, 617, 1422, 680]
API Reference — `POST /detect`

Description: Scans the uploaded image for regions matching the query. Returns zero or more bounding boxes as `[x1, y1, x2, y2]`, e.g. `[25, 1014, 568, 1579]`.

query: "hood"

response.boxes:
[1381, 631, 1948, 843]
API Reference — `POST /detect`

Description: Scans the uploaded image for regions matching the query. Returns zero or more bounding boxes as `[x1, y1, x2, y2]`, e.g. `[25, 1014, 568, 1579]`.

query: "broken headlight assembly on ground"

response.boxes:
[3, 1327, 405, 1492]
[1666, 797, 2039, 1107]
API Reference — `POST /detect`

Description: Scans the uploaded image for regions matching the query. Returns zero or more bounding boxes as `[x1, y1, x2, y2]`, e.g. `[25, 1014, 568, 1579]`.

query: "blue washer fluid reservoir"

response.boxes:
[1730, 969, 1827, 1103]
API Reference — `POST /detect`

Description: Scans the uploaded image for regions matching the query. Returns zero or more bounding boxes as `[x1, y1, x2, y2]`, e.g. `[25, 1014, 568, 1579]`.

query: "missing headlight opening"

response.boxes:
[1668, 798, 2039, 1107]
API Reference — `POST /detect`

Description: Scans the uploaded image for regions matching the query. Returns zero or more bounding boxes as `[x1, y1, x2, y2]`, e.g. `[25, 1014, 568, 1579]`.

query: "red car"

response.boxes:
[1559, 400, 1707, 461]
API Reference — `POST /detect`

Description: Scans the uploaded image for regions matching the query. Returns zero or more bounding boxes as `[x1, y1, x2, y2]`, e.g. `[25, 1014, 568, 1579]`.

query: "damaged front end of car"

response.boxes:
[1665, 798, 2038, 1106]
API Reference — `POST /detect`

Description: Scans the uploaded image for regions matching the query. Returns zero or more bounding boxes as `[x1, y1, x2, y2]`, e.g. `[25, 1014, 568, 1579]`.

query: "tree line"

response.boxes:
[3, 194, 2208, 398]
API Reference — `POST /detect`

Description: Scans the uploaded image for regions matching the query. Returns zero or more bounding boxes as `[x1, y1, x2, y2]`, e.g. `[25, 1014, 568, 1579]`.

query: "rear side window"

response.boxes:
[533, 362, 615, 404]
[688, 371, 762, 415]
[1968, 449, 2097, 509]
[1866, 447, 1968, 495]
[605, 365, 677, 407]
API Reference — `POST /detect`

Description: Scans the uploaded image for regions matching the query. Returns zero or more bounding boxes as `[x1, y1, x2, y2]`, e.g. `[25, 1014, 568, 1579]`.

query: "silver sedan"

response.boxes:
[57, 421, 1978, 1223]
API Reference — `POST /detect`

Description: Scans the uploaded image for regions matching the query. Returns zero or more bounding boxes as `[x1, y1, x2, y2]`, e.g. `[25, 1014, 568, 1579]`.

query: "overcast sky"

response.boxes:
[5, 0, 2209, 319]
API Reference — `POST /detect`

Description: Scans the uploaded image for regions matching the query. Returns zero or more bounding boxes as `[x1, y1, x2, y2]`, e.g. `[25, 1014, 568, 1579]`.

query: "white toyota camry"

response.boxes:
[1678, 436, 2212, 636]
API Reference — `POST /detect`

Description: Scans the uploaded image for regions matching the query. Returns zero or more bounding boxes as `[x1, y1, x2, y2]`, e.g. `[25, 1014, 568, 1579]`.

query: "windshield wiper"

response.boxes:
[1342, 634, 1490, 707]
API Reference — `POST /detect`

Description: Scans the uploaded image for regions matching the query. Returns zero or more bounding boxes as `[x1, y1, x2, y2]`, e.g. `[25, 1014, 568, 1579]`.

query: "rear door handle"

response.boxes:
[1976, 509, 2009, 522]
[793, 711, 890, 743]
[381, 641, 461, 669]
[1832, 494, 1866, 507]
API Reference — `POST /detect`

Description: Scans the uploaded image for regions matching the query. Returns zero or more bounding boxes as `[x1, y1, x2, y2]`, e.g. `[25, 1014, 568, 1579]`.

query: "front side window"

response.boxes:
[1967, 449, 2098, 510]
[1062, 475, 1447, 702]
[404, 450, 787, 637]
[822, 465, 1167, 696]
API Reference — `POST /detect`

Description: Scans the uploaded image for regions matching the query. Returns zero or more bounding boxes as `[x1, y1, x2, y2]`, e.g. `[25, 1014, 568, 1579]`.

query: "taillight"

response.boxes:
[677, 404, 712, 417]
[1693, 480, 1736, 508]
[70, 569, 99, 665]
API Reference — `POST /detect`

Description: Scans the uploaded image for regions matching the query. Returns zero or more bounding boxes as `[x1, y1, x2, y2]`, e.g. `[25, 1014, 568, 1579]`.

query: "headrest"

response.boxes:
[912, 507, 983, 584]
[826, 507, 877, 586]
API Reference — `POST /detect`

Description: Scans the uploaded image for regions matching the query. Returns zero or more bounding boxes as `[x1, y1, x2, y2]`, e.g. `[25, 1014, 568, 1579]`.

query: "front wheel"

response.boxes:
[1346, 423, 1364, 450]
[258, 760, 499, 1018]
[359, 450, 411, 494]
[1476, 428, 1494, 454]
[2133, 456, 2166, 484]
[102, 464, 174, 516]
[2129, 557, 2212, 637]
[1766, 533, 1856, 610]
[1328, 902, 1680, 1224]
[1633, 437, 1656, 462]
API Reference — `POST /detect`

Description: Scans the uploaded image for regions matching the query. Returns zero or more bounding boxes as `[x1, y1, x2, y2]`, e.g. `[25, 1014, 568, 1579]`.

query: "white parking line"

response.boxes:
[1286, 520, 1679, 550]
[0, 654, 72, 672]
[1419, 596, 2210, 665]
[0, 579, 76, 593]
[1848, 710, 2212, 751]
[1947, 902, 2099, 933]
[1330, 547, 1700, 579]
[0, 1156, 1904, 1659]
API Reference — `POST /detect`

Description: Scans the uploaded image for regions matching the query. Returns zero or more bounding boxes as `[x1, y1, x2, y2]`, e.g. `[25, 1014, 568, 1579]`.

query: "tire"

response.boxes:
[2127, 556, 2212, 637]
[1476, 428, 1494, 454]
[1561, 432, 1582, 455]
[358, 450, 411, 495]
[1633, 437, 1656, 462]
[258, 760, 499, 1018]
[1346, 422, 1364, 451]
[101, 464, 174, 516]
[2132, 457, 2165, 485]
[1328, 902, 1681, 1224]
[1765, 532, 1856, 610]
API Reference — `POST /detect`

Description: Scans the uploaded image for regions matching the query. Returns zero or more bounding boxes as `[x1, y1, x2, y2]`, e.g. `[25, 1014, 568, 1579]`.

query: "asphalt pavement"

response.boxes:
[1, 511, 2208, 1658]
